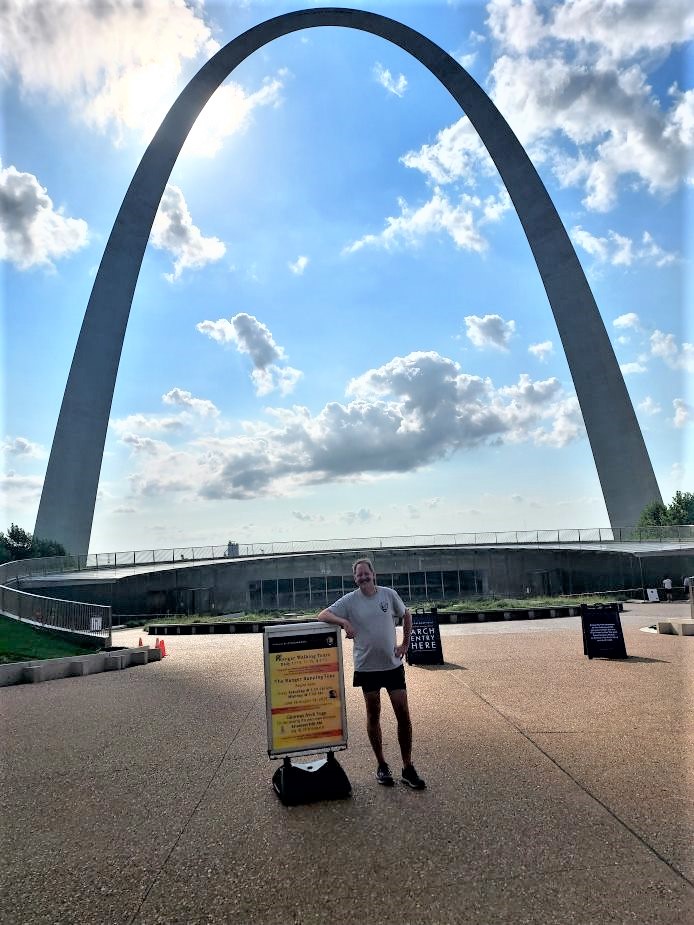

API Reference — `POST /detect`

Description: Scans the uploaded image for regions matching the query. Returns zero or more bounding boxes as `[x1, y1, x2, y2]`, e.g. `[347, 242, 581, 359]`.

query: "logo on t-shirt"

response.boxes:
[380, 598, 389, 612]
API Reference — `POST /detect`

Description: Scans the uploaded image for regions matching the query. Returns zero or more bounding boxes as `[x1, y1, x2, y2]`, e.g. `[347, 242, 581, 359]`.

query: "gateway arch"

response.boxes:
[35, 7, 662, 555]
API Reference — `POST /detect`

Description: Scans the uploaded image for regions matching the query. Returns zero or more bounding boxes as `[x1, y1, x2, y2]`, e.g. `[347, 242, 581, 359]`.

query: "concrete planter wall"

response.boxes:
[0, 645, 161, 688]
[146, 604, 619, 635]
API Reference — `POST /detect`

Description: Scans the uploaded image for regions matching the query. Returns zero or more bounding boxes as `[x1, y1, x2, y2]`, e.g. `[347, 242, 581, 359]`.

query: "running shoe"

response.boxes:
[376, 762, 395, 786]
[401, 764, 426, 790]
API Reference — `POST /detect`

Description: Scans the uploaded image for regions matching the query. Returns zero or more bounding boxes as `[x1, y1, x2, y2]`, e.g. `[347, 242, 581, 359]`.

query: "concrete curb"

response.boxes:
[0, 645, 162, 687]
[656, 618, 694, 636]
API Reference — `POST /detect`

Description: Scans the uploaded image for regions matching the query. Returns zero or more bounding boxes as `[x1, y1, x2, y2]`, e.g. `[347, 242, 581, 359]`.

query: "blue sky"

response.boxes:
[1, 0, 692, 553]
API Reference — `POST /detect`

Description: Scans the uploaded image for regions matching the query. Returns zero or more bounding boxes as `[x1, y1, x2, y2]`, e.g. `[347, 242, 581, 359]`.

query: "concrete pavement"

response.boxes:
[2, 602, 692, 924]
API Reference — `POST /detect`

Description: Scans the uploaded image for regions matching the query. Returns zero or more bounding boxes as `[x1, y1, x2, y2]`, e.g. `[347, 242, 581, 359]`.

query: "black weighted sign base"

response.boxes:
[272, 752, 352, 806]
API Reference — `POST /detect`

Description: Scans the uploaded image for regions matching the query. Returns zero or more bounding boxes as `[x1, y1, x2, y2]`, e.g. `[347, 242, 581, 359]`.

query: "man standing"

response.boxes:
[663, 576, 673, 603]
[318, 558, 426, 790]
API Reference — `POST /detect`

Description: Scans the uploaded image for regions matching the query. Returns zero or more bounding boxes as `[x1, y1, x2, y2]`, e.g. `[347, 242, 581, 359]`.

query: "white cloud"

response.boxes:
[620, 362, 647, 375]
[486, 0, 546, 55]
[613, 312, 641, 330]
[465, 314, 516, 350]
[288, 255, 309, 275]
[549, 0, 694, 63]
[638, 396, 661, 416]
[123, 351, 584, 502]
[196, 312, 302, 396]
[182, 75, 285, 159]
[487, 26, 693, 212]
[1, 436, 45, 458]
[344, 188, 495, 255]
[400, 117, 495, 186]
[0, 163, 88, 270]
[456, 52, 478, 70]
[528, 340, 554, 361]
[151, 185, 225, 281]
[0, 0, 220, 143]
[650, 330, 694, 372]
[373, 63, 407, 97]
[673, 398, 691, 428]
[162, 388, 219, 417]
[120, 433, 170, 455]
[572, 226, 677, 267]
[110, 413, 186, 436]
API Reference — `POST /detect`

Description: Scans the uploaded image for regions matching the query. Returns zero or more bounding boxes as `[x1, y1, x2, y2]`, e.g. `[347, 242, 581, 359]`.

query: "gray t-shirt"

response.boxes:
[328, 586, 406, 671]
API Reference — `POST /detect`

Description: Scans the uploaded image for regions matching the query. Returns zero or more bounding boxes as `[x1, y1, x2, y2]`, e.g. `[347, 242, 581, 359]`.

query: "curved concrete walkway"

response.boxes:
[2, 603, 692, 924]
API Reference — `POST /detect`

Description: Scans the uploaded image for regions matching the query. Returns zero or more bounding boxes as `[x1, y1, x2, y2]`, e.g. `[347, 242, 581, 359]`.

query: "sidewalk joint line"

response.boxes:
[127, 690, 265, 925]
[450, 674, 693, 890]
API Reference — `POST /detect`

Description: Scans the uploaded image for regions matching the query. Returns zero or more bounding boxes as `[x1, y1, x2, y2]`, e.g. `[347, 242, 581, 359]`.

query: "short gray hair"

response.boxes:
[352, 557, 375, 576]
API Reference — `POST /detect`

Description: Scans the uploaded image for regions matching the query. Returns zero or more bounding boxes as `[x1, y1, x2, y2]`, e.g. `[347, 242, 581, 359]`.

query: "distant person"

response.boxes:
[662, 576, 673, 603]
[318, 557, 426, 790]
[684, 576, 691, 598]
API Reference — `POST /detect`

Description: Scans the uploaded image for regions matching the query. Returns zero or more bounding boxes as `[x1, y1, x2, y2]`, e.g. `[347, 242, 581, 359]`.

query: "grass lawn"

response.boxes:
[0, 615, 97, 664]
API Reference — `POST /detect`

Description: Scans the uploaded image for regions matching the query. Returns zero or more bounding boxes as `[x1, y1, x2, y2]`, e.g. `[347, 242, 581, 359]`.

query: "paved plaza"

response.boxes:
[2, 603, 692, 924]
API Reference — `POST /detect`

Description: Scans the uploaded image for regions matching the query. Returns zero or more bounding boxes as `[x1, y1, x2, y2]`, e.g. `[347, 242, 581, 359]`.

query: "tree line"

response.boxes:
[0, 524, 66, 565]
[636, 491, 694, 529]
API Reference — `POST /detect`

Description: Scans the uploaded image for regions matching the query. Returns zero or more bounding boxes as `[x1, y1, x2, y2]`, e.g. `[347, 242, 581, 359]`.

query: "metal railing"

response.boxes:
[0, 560, 112, 646]
[1, 524, 692, 580]
[0, 584, 112, 646]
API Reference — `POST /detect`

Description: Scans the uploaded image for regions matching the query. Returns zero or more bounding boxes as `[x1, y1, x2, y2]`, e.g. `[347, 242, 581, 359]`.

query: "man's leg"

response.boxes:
[363, 690, 386, 764]
[387, 688, 412, 767]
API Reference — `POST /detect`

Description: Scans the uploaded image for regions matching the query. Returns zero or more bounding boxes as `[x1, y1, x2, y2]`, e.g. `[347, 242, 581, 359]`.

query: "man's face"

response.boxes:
[354, 564, 374, 591]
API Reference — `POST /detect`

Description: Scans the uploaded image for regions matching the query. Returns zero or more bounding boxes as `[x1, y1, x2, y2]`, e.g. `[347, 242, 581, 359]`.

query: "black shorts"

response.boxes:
[353, 664, 406, 693]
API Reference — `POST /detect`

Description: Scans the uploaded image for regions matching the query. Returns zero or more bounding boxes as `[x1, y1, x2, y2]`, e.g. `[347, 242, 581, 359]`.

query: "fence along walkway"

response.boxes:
[0, 560, 112, 646]
[5, 525, 694, 576]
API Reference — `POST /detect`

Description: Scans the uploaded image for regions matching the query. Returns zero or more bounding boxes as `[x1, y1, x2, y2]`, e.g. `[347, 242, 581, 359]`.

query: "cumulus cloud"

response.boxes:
[650, 330, 694, 372]
[344, 188, 509, 255]
[571, 226, 677, 267]
[288, 255, 309, 275]
[613, 312, 641, 330]
[373, 63, 407, 97]
[0, 163, 88, 270]
[150, 185, 225, 281]
[620, 361, 647, 375]
[528, 340, 554, 361]
[673, 398, 691, 428]
[123, 351, 584, 502]
[0, 1, 284, 156]
[638, 396, 661, 416]
[400, 117, 495, 186]
[196, 312, 302, 396]
[465, 314, 516, 350]
[484, 0, 694, 211]
[162, 388, 219, 417]
[1, 436, 45, 458]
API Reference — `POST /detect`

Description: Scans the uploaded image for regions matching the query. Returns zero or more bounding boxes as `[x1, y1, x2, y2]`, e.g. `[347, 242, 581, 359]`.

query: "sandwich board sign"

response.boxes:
[580, 603, 627, 660]
[406, 610, 444, 666]
[263, 621, 348, 759]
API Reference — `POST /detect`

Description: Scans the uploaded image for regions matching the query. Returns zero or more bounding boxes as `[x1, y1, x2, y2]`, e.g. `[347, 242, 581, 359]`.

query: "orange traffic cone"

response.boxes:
[158, 638, 167, 658]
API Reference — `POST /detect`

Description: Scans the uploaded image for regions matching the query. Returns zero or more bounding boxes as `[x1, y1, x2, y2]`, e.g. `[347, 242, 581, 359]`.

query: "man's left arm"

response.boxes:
[394, 606, 412, 660]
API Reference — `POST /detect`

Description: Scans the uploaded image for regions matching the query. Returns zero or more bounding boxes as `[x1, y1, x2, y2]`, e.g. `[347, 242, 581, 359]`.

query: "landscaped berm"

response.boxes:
[0, 614, 97, 663]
